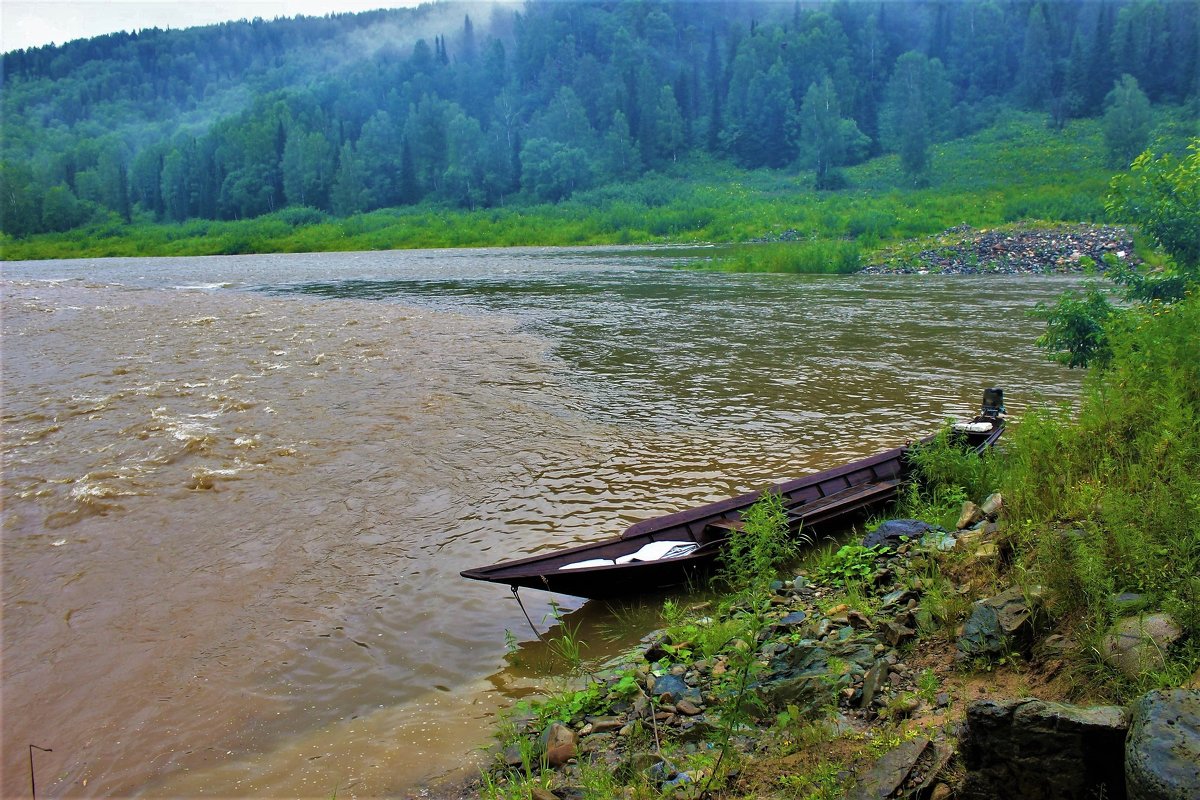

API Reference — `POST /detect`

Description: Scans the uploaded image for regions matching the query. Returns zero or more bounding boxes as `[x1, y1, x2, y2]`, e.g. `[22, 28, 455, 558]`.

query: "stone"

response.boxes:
[586, 715, 622, 733]
[921, 529, 958, 551]
[644, 636, 672, 663]
[974, 541, 999, 560]
[675, 699, 702, 716]
[501, 744, 524, 767]
[957, 586, 1035, 658]
[1126, 689, 1200, 800]
[755, 638, 875, 714]
[849, 736, 929, 800]
[675, 717, 718, 743]
[542, 722, 578, 767]
[649, 673, 697, 705]
[879, 620, 917, 648]
[1100, 614, 1184, 679]
[957, 501, 984, 530]
[889, 693, 920, 717]
[881, 588, 919, 608]
[960, 698, 1128, 799]
[662, 771, 698, 792]
[778, 610, 808, 628]
[980, 492, 1003, 518]
[848, 610, 872, 629]
[531, 788, 558, 800]
[860, 659, 887, 709]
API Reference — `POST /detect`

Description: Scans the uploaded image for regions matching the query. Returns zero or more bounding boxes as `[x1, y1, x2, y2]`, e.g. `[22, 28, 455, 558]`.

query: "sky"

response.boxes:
[1, 0, 429, 53]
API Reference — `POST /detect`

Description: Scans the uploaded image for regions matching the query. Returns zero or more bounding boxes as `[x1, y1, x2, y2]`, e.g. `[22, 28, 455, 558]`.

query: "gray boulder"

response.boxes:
[649, 673, 700, 705]
[957, 586, 1035, 659]
[1126, 689, 1200, 800]
[1100, 614, 1183, 679]
[849, 736, 930, 800]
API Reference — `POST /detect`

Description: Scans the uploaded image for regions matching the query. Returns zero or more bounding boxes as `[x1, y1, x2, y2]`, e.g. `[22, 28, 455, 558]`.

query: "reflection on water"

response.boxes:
[1, 249, 1081, 797]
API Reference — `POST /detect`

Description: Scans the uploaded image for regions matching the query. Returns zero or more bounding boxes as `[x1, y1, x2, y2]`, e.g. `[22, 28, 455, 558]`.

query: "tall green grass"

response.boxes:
[1004, 292, 1200, 690]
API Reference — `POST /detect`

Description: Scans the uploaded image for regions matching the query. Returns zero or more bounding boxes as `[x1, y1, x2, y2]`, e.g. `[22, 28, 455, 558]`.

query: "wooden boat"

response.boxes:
[461, 390, 1006, 600]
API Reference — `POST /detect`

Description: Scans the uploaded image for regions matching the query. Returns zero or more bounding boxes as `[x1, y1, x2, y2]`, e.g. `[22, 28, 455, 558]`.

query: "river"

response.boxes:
[1, 247, 1082, 798]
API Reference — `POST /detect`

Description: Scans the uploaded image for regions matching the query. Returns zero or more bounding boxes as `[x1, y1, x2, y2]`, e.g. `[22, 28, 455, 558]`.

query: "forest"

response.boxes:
[1, 0, 1197, 240]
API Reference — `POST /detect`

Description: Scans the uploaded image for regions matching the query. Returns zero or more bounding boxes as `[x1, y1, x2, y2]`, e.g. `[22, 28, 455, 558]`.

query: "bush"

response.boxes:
[716, 491, 794, 596]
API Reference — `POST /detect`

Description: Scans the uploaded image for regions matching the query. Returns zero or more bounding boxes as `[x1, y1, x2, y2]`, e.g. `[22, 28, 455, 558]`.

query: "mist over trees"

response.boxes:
[2, 0, 1197, 237]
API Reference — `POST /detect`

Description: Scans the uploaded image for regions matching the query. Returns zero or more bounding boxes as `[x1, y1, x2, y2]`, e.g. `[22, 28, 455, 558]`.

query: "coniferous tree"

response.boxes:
[1103, 74, 1153, 167]
[397, 135, 418, 205]
[1016, 3, 1052, 110]
[330, 142, 366, 216]
[880, 51, 950, 184]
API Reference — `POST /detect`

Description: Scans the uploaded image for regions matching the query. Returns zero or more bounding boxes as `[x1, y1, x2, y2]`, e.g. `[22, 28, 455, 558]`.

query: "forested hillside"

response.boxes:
[2, 0, 1197, 239]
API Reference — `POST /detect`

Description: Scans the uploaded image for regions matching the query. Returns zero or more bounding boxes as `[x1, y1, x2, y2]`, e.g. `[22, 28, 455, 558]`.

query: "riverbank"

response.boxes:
[472, 287, 1200, 799]
[0, 114, 1116, 264]
[476, 485, 1198, 800]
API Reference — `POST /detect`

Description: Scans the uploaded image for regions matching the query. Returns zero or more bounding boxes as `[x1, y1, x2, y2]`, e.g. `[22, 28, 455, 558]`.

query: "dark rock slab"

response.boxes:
[779, 610, 808, 628]
[860, 659, 887, 709]
[879, 620, 917, 647]
[1126, 689, 1200, 800]
[850, 736, 929, 800]
[754, 637, 876, 714]
[960, 697, 1128, 799]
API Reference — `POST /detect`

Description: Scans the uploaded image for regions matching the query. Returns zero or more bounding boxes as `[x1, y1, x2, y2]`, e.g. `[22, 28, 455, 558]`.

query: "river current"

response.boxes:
[1, 247, 1082, 797]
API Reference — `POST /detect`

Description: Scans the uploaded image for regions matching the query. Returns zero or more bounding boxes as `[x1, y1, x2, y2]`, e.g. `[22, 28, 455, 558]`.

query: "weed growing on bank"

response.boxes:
[1005, 293, 1200, 672]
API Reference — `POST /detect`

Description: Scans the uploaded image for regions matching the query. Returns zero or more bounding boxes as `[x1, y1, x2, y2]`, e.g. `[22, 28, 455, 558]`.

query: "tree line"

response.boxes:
[2, 0, 1197, 237]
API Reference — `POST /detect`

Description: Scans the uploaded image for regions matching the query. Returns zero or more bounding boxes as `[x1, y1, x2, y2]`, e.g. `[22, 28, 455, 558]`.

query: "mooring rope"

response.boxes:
[510, 585, 547, 643]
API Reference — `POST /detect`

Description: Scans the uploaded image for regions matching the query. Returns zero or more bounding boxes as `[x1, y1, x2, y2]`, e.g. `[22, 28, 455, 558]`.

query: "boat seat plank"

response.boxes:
[704, 480, 902, 536]
[788, 479, 901, 524]
[706, 517, 745, 534]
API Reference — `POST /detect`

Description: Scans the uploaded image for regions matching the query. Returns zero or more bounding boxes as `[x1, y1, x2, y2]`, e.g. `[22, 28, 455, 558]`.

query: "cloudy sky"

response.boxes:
[2, 0, 429, 52]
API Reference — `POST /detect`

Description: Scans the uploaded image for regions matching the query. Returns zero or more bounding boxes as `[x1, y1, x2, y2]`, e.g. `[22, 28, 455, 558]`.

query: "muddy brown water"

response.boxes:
[1, 248, 1082, 797]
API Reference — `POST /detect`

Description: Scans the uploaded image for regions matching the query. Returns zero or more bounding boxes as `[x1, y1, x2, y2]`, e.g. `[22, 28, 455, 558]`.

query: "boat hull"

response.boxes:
[460, 416, 1003, 599]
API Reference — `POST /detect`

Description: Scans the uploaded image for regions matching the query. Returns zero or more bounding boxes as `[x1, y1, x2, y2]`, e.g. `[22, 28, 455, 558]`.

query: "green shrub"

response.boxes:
[716, 491, 794, 596]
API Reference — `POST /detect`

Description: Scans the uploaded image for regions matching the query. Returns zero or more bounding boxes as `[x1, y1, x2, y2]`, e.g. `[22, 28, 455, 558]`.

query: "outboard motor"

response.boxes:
[981, 387, 1005, 418]
[953, 387, 1006, 447]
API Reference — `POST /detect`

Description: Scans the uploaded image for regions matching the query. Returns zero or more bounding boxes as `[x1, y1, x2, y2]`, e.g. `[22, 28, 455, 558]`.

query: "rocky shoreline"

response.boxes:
[859, 223, 1141, 275]
[475, 496, 1199, 800]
